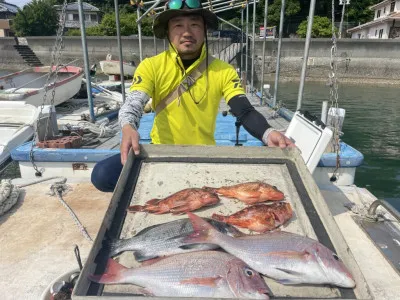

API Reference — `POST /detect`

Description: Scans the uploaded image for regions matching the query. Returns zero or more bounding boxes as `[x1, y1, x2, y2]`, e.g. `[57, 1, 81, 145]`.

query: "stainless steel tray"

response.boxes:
[73, 145, 369, 299]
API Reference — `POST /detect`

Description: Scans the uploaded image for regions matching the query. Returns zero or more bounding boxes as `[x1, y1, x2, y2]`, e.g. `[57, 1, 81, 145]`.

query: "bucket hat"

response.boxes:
[153, 0, 218, 39]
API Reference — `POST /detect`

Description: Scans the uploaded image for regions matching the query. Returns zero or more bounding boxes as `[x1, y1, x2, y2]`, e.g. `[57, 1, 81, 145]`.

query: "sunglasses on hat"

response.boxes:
[167, 0, 202, 10]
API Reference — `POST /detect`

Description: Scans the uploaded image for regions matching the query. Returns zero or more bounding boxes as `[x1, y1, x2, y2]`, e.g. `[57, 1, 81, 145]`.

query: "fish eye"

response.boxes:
[273, 186, 277, 190]
[244, 268, 254, 277]
[332, 253, 339, 261]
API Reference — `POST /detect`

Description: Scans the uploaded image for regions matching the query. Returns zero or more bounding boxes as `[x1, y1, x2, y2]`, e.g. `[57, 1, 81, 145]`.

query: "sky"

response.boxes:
[8, 0, 31, 8]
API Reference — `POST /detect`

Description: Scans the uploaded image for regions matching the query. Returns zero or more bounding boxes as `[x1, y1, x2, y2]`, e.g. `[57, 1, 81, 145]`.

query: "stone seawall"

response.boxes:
[1, 37, 400, 84]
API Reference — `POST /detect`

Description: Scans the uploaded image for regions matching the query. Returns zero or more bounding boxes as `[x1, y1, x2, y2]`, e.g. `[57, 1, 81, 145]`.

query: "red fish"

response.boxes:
[212, 202, 293, 233]
[127, 188, 220, 215]
[203, 182, 284, 204]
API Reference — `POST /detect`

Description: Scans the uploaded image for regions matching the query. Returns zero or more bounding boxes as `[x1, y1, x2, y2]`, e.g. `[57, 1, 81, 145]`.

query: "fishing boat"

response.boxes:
[99, 54, 136, 77]
[0, 101, 39, 170]
[0, 65, 84, 107]
[1, 0, 400, 299]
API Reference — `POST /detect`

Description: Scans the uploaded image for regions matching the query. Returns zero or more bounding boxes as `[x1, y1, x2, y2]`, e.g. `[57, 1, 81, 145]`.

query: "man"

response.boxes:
[91, 0, 294, 192]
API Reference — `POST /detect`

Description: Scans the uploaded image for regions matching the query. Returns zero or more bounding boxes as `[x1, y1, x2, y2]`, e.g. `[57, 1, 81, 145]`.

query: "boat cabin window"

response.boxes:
[379, 29, 384, 38]
[377, 10, 381, 18]
[390, 1, 395, 12]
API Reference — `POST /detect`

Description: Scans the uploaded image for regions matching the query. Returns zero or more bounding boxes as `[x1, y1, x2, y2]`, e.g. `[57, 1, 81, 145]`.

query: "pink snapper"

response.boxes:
[184, 212, 356, 288]
[89, 251, 271, 299]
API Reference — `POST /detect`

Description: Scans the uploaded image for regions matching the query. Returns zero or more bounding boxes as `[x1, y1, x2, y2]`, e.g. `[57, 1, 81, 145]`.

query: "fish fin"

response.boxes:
[183, 212, 218, 245]
[263, 250, 310, 260]
[275, 268, 304, 276]
[139, 256, 165, 266]
[179, 276, 222, 287]
[211, 213, 226, 222]
[133, 251, 158, 262]
[129, 286, 154, 296]
[88, 259, 127, 284]
[127, 205, 145, 213]
[145, 198, 161, 205]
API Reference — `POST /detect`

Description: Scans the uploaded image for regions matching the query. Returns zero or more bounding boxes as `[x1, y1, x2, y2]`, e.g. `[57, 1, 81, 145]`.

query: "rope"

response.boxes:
[0, 179, 20, 216]
[77, 121, 117, 138]
[48, 182, 93, 242]
[0, 176, 93, 242]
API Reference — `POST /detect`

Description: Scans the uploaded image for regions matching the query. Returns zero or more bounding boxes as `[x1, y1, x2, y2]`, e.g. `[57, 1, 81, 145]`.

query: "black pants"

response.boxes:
[91, 154, 123, 192]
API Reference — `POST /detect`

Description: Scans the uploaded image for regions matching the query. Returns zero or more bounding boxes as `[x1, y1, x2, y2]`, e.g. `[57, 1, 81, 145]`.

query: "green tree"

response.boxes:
[12, 0, 59, 36]
[296, 15, 334, 38]
[267, 0, 301, 26]
[66, 12, 154, 36]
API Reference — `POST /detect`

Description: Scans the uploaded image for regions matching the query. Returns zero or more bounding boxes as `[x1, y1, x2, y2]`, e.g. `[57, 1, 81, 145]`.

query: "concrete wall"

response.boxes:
[1, 36, 400, 82]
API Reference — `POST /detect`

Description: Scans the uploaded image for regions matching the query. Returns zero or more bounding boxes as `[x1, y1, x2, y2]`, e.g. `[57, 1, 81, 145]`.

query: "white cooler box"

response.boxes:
[285, 111, 333, 174]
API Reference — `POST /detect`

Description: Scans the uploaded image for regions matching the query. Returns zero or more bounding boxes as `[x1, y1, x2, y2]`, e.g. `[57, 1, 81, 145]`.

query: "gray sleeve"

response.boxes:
[118, 90, 150, 130]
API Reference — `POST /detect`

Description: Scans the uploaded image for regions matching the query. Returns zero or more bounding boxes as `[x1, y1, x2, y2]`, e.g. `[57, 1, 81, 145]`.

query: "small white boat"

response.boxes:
[0, 101, 39, 168]
[0, 66, 84, 107]
[99, 54, 136, 77]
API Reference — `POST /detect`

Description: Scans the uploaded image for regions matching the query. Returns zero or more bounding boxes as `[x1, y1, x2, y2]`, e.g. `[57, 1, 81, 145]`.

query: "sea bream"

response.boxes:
[89, 251, 271, 299]
[127, 188, 220, 214]
[203, 182, 284, 204]
[212, 202, 293, 232]
[183, 212, 356, 288]
[107, 218, 243, 260]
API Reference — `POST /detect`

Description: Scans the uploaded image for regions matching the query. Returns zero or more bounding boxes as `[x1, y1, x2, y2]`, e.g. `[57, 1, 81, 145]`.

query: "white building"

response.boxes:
[54, 2, 101, 29]
[347, 0, 400, 39]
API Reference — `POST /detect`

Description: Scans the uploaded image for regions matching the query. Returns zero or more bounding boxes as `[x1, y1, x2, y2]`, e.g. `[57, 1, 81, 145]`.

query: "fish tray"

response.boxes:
[73, 145, 369, 300]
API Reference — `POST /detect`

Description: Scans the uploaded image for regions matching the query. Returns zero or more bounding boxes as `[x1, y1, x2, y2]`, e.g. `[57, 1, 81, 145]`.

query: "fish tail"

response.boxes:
[183, 212, 219, 245]
[211, 213, 227, 223]
[88, 258, 128, 284]
[127, 205, 146, 212]
[107, 238, 135, 257]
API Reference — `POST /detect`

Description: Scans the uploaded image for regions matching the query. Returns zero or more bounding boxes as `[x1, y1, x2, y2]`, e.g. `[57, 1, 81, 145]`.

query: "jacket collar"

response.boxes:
[168, 43, 207, 73]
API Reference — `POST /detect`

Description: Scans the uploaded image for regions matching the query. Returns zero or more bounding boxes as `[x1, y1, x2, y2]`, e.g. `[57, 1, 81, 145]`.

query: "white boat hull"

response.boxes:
[0, 66, 84, 107]
[99, 60, 136, 77]
[0, 101, 39, 167]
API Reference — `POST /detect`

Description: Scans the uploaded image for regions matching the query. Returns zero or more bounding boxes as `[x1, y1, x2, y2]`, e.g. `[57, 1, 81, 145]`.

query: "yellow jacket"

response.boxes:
[130, 44, 245, 145]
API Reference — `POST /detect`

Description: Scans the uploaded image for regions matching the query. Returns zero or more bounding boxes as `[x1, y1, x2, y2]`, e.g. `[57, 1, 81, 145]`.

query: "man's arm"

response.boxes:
[119, 90, 150, 164]
[228, 95, 294, 148]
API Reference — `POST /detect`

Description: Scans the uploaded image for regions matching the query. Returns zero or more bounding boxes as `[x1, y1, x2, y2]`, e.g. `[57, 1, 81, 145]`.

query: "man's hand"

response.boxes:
[120, 124, 140, 165]
[266, 130, 295, 149]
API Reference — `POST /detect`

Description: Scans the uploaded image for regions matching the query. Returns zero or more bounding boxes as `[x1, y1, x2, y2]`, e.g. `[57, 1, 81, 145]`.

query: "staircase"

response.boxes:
[13, 45, 43, 67]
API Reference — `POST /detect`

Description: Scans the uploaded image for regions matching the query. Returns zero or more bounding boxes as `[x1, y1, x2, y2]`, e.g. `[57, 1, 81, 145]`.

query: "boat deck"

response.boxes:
[1, 163, 399, 299]
[0, 179, 111, 300]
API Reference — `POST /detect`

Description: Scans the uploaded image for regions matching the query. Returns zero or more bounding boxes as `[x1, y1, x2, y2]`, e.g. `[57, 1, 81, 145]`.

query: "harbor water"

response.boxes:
[1, 69, 399, 211]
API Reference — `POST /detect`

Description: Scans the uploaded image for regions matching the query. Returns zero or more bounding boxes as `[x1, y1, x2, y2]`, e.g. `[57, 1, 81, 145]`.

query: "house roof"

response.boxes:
[54, 2, 100, 12]
[370, 0, 392, 10]
[347, 12, 400, 32]
[0, 2, 19, 14]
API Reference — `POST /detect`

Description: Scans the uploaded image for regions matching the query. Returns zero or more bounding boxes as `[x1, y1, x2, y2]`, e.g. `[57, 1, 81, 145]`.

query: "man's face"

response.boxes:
[168, 15, 205, 59]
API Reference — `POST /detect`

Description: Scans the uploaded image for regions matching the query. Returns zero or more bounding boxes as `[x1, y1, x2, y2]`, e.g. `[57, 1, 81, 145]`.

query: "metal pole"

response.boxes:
[260, 0, 269, 104]
[339, 2, 346, 39]
[137, 0, 162, 22]
[77, 0, 95, 122]
[114, 0, 126, 103]
[245, 2, 249, 88]
[321, 100, 328, 123]
[272, 0, 285, 107]
[240, 8, 244, 75]
[297, 0, 317, 111]
[250, 0, 256, 94]
[217, 16, 242, 31]
[137, 7, 143, 61]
